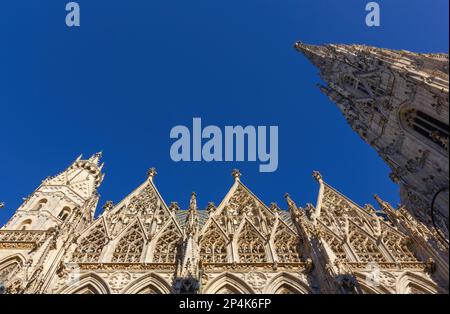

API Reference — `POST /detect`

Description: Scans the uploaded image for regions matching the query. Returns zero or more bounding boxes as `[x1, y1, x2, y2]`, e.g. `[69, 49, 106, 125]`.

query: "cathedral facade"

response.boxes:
[0, 153, 448, 294]
[1, 43, 449, 295]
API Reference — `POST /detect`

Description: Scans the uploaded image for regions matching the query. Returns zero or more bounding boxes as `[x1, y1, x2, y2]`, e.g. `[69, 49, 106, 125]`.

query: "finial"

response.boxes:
[312, 170, 323, 182]
[364, 204, 377, 215]
[87, 152, 103, 166]
[147, 168, 157, 181]
[284, 193, 297, 210]
[373, 194, 394, 213]
[293, 41, 306, 51]
[206, 202, 216, 214]
[189, 192, 197, 211]
[232, 169, 241, 181]
[270, 203, 280, 213]
[0, 202, 4, 209]
[102, 201, 114, 211]
[169, 202, 180, 212]
[373, 194, 383, 205]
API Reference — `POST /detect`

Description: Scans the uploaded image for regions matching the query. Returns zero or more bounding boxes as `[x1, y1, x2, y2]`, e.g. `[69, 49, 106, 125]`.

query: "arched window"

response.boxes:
[275, 284, 302, 294]
[152, 225, 182, 263]
[19, 219, 32, 230]
[112, 223, 145, 263]
[382, 230, 418, 263]
[0, 258, 22, 284]
[274, 224, 301, 263]
[72, 223, 107, 263]
[348, 225, 386, 263]
[136, 285, 163, 294]
[402, 108, 449, 151]
[33, 199, 47, 211]
[200, 224, 228, 263]
[215, 285, 242, 294]
[237, 224, 267, 263]
[58, 207, 71, 221]
[322, 231, 347, 261]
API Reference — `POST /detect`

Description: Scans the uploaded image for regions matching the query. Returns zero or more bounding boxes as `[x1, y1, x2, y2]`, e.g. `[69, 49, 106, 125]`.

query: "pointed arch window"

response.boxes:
[322, 232, 348, 261]
[58, 207, 71, 221]
[402, 108, 449, 151]
[112, 224, 145, 263]
[73, 224, 107, 263]
[0, 260, 22, 284]
[200, 224, 228, 263]
[275, 284, 302, 294]
[274, 225, 301, 263]
[382, 231, 418, 263]
[33, 199, 47, 211]
[237, 224, 267, 263]
[152, 225, 182, 263]
[137, 285, 163, 294]
[215, 285, 242, 294]
[348, 226, 386, 263]
[19, 219, 32, 230]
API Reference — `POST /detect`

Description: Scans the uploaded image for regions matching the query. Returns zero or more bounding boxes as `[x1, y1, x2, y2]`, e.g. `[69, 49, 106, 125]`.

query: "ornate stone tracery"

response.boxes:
[274, 223, 302, 263]
[0, 154, 446, 294]
[112, 223, 145, 263]
[237, 223, 267, 263]
[152, 224, 182, 264]
[72, 223, 107, 263]
[200, 223, 228, 263]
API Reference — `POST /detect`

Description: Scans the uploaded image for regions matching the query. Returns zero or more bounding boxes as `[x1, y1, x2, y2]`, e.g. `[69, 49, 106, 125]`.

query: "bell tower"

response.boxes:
[295, 42, 449, 240]
[4, 153, 105, 231]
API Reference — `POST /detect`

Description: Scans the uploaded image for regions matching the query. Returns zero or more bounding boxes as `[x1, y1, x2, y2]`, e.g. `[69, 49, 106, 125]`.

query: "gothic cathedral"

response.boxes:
[0, 43, 448, 294]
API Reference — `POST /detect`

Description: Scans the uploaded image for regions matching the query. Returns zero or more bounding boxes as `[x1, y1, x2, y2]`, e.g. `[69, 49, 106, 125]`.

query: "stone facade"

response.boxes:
[295, 42, 449, 242]
[0, 155, 447, 294]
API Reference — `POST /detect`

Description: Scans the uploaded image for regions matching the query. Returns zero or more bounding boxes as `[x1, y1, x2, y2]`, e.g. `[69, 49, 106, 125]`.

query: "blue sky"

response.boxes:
[0, 0, 448, 224]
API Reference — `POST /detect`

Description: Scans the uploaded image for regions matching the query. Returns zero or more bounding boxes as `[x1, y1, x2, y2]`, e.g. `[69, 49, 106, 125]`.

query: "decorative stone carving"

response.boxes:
[108, 272, 132, 292]
[245, 272, 267, 292]
[0, 151, 446, 294]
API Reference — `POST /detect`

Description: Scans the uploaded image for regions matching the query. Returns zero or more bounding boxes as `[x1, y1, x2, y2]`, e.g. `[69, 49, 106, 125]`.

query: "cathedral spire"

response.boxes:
[295, 41, 449, 238]
[294, 41, 334, 71]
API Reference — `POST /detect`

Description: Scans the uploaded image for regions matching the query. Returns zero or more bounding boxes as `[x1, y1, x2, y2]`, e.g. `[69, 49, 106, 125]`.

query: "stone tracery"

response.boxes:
[200, 223, 228, 263]
[152, 224, 182, 263]
[112, 223, 145, 263]
[72, 223, 107, 263]
[237, 223, 267, 263]
[0, 158, 446, 294]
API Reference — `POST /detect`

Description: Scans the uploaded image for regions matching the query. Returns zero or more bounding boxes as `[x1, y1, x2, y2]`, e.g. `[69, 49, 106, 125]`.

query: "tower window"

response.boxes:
[19, 219, 32, 230]
[58, 207, 71, 221]
[403, 109, 449, 151]
[33, 199, 48, 211]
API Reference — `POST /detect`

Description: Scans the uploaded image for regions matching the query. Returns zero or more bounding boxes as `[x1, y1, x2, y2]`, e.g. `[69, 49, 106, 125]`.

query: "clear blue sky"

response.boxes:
[0, 0, 448, 224]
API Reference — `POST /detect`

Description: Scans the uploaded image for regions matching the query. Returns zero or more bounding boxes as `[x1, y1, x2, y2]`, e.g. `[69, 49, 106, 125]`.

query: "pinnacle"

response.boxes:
[232, 169, 242, 181]
[88, 151, 103, 165]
